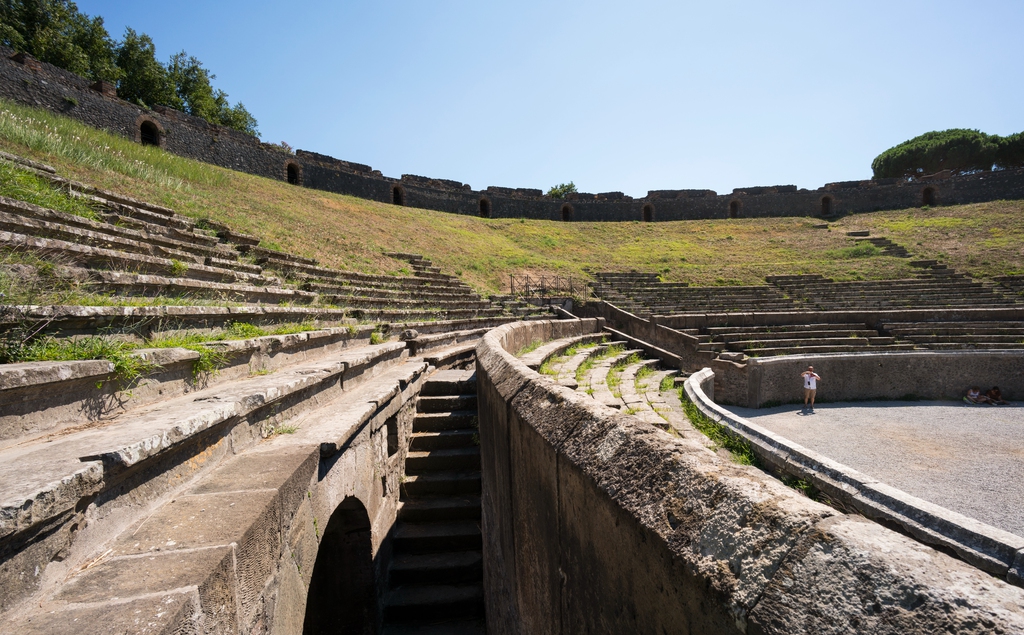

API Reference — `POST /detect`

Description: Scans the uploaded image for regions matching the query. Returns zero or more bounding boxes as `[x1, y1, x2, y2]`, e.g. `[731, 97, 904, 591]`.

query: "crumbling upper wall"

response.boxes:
[3, 46, 1024, 223]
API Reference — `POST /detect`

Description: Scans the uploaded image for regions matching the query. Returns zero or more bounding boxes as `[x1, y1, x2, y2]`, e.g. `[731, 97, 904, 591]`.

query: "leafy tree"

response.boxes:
[166, 52, 258, 136]
[871, 129, 1005, 179]
[996, 132, 1024, 169]
[0, 0, 119, 81]
[114, 28, 175, 108]
[547, 182, 577, 198]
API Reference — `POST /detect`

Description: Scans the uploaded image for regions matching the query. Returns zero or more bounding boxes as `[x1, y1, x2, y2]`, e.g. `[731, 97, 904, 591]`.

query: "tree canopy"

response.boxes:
[871, 129, 1024, 179]
[1, 0, 258, 136]
[546, 182, 577, 199]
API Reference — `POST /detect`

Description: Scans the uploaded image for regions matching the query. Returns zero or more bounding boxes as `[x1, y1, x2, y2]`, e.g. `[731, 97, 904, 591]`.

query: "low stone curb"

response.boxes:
[684, 367, 1024, 586]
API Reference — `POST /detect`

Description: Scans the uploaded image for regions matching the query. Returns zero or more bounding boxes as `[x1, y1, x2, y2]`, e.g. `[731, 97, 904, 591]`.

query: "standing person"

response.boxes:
[801, 366, 821, 412]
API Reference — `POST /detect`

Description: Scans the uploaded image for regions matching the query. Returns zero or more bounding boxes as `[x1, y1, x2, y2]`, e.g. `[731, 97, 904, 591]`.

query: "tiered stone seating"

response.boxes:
[519, 333, 679, 428]
[881, 320, 1024, 350]
[995, 275, 1024, 300]
[593, 272, 796, 315]
[0, 154, 541, 324]
[699, 323, 914, 358]
[767, 269, 1019, 311]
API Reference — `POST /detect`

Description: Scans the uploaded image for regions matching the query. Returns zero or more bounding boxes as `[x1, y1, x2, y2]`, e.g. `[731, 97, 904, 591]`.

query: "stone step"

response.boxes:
[729, 337, 873, 350]
[0, 230, 268, 286]
[383, 584, 484, 623]
[393, 520, 482, 555]
[414, 411, 477, 432]
[406, 448, 481, 473]
[410, 430, 477, 451]
[901, 334, 1024, 344]
[83, 269, 318, 305]
[744, 343, 917, 357]
[403, 470, 482, 496]
[417, 395, 478, 414]
[419, 370, 477, 396]
[306, 282, 481, 302]
[98, 211, 222, 249]
[327, 296, 494, 311]
[518, 333, 607, 370]
[398, 495, 482, 523]
[718, 329, 879, 342]
[0, 195, 237, 263]
[389, 550, 483, 586]
[351, 307, 506, 323]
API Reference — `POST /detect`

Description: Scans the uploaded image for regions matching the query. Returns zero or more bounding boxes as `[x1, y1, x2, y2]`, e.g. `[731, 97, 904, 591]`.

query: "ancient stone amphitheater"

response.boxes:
[1, 147, 1023, 635]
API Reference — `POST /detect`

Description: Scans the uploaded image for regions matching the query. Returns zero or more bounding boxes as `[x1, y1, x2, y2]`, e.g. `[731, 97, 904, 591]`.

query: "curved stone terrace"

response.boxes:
[726, 400, 1024, 538]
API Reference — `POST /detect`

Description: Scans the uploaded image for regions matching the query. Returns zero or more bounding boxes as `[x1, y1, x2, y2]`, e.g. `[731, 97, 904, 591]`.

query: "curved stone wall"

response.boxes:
[4, 47, 1024, 223]
[476, 319, 1024, 634]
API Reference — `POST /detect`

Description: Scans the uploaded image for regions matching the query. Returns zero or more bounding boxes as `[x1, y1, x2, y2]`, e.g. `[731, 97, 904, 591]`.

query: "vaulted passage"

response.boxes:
[139, 121, 159, 146]
[287, 163, 301, 185]
[729, 200, 741, 218]
[561, 203, 573, 222]
[393, 185, 406, 206]
[303, 497, 376, 635]
[642, 204, 654, 222]
[479, 198, 491, 218]
[923, 187, 937, 206]
[821, 196, 833, 216]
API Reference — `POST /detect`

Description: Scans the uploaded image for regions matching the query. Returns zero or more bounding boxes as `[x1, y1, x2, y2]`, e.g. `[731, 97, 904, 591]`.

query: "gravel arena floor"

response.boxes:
[726, 400, 1024, 538]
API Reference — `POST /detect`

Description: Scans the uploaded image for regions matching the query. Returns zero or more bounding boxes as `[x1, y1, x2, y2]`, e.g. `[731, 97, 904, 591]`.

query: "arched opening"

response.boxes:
[392, 185, 405, 206]
[140, 121, 160, 147]
[286, 162, 301, 185]
[561, 203, 573, 222]
[303, 497, 376, 635]
[478, 197, 491, 218]
[642, 204, 654, 222]
[820, 196, 833, 216]
[729, 200, 741, 219]
[922, 187, 937, 206]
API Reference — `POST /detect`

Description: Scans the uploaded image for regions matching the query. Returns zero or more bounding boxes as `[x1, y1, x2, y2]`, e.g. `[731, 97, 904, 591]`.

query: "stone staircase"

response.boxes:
[383, 369, 485, 634]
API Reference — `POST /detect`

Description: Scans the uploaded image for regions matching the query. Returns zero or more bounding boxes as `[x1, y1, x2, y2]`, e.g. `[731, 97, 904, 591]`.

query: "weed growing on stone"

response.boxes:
[0, 160, 102, 220]
[659, 374, 676, 392]
[680, 394, 760, 467]
[515, 340, 542, 356]
[169, 259, 189, 277]
[19, 335, 156, 388]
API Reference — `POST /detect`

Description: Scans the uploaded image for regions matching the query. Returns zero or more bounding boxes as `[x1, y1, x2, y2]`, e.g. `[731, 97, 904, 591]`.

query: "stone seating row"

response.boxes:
[1, 155, 533, 322]
[1, 333, 452, 633]
[767, 272, 1019, 310]
[520, 334, 677, 428]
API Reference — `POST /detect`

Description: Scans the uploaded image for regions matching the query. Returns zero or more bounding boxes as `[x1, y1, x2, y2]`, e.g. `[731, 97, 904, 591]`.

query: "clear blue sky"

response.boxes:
[78, 1, 1024, 197]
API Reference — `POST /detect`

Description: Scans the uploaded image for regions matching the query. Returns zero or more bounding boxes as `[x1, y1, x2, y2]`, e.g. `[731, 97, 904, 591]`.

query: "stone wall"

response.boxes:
[476, 319, 1024, 634]
[746, 350, 1024, 407]
[3, 48, 1024, 223]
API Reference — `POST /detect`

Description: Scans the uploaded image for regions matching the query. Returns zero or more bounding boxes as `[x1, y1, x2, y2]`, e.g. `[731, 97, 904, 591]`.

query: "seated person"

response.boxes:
[986, 386, 1009, 405]
[964, 386, 989, 404]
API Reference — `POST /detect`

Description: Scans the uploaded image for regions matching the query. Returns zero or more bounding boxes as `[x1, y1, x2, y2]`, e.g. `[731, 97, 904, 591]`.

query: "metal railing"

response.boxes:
[509, 274, 589, 299]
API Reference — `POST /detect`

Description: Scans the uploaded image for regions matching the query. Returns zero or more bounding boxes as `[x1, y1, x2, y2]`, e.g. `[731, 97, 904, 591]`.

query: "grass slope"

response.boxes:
[0, 98, 1021, 294]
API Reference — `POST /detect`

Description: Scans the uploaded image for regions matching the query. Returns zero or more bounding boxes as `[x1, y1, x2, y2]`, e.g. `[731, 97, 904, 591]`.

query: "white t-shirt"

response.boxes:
[803, 373, 817, 390]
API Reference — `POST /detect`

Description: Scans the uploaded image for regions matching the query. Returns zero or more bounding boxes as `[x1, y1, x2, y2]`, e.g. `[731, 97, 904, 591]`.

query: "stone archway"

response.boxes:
[135, 115, 164, 148]
[302, 496, 376, 634]
[561, 203, 574, 222]
[392, 185, 406, 206]
[642, 204, 654, 222]
[286, 161, 302, 186]
[729, 200, 741, 219]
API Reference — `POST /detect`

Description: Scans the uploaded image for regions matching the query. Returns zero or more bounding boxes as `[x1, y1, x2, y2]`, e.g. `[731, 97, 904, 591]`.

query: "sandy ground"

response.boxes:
[726, 400, 1024, 538]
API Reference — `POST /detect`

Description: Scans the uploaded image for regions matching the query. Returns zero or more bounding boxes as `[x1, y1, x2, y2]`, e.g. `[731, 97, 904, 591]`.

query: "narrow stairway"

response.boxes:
[382, 369, 486, 634]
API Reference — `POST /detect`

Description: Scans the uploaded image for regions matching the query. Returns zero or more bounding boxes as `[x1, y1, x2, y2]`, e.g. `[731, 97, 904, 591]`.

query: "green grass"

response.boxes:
[659, 374, 676, 392]
[515, 340, 542, 356]
[824, 242, 882, 259]
[0, 159, 101, 220]
[0, 98, 1022, 293]
[681, 393, 759, 467]
[10, 335, 155, 388]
